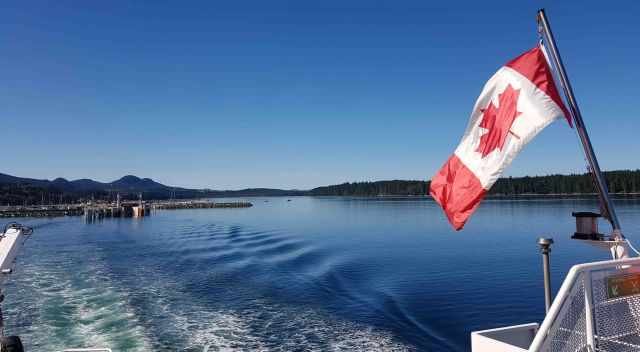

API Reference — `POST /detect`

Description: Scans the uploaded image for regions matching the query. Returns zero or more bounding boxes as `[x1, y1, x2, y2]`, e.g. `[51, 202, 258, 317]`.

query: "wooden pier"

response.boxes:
[83, 203, 151, 222]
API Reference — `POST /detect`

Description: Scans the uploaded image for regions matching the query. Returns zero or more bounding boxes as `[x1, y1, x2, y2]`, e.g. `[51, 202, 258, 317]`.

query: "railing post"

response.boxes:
[583, 271, 596, 350]
[538, 237, 554, 313]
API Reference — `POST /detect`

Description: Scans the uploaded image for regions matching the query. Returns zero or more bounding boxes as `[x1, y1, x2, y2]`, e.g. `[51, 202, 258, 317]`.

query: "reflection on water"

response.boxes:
[4, 197, 640, 351]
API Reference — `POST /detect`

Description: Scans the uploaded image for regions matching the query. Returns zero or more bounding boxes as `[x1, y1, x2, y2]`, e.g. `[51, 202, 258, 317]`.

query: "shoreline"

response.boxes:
[307, 193, 640, 199]
[2, 194, 638, 218]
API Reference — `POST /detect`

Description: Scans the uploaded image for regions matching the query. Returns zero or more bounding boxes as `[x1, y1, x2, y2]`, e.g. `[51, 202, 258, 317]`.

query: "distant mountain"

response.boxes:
[68, 178, 106, 191]
[0, 173, 50, 188]
[110, 175, 169, 191]
[0, 172, 304, 204]
[0, 173, 173, 193]
[48, 177, 104, 191]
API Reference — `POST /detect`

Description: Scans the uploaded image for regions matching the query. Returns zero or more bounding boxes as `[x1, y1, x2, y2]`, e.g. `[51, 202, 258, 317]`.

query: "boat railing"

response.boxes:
[529, 257, 640, 352]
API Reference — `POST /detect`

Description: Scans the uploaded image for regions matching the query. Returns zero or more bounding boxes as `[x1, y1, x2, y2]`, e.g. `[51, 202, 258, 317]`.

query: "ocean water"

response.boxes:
[3, 197, 640, 351]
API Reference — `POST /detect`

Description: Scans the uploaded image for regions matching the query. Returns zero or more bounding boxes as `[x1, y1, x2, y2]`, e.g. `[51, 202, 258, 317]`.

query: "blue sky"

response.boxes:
[0, 1, 638, 189]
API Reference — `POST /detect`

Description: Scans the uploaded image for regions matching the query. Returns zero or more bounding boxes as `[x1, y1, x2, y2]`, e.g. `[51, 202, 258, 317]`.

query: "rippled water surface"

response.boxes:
[5, 197, 640, 351]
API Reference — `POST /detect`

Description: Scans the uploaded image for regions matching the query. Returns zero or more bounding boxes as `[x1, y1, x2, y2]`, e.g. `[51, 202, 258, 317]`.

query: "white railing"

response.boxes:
[529, 257, 640, 352]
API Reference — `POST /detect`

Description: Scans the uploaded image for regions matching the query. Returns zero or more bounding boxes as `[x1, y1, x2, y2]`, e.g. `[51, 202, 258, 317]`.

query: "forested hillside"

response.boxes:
[0, 173, 304, 205]
[309, 170, 640, 196]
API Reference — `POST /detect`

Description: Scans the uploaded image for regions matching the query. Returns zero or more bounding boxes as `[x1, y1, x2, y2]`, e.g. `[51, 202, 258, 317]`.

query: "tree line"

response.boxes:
[309, 170, 640, 196]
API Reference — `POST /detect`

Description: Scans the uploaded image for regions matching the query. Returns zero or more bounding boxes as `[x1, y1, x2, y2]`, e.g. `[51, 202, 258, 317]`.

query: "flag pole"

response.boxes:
[536, 9, 622, 238]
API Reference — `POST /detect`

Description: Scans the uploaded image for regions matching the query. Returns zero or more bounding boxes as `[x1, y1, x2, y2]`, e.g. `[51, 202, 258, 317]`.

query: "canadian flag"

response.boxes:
[430, 45, 572, 230]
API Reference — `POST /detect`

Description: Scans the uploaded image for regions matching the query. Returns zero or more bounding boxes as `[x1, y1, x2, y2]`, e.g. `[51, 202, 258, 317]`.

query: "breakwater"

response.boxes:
[0, 205, 84, 218]
[0, 200, 252, 218]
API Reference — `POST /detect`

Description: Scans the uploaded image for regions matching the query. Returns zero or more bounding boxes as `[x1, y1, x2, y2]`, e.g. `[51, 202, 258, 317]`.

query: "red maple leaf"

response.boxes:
[476, 84, 522, 157]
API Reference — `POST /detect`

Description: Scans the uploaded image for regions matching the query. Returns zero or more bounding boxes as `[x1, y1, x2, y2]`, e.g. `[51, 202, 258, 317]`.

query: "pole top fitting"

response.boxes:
[538, 237, 554, 252]
[538, 237, 554, 246]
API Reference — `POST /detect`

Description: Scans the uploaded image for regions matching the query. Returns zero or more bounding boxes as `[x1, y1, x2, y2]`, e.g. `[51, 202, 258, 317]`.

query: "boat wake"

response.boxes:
[2, 218, 448, 351]
[5, 251, 153, 351]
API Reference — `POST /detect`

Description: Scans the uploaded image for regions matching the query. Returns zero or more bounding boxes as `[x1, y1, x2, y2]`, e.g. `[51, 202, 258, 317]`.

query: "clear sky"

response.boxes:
[1, 1, 638, 190]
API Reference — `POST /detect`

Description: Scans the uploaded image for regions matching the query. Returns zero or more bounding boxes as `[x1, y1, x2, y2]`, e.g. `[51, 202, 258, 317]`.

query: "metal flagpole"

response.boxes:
[536, 9, 623, 239]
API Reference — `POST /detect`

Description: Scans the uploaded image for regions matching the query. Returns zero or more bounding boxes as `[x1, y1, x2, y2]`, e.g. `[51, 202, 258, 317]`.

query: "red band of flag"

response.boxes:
[505, 47, 572, 127]
[429, 155, 486, 230]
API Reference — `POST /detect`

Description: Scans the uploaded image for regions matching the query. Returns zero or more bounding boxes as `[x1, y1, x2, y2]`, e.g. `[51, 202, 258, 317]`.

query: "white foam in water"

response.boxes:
[158, 299, 410, 352]
[5, 259, 154, 351]
[115, 264, 411, 351]
[3, 222, 413, 351]
[172, 311, 268, 351]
